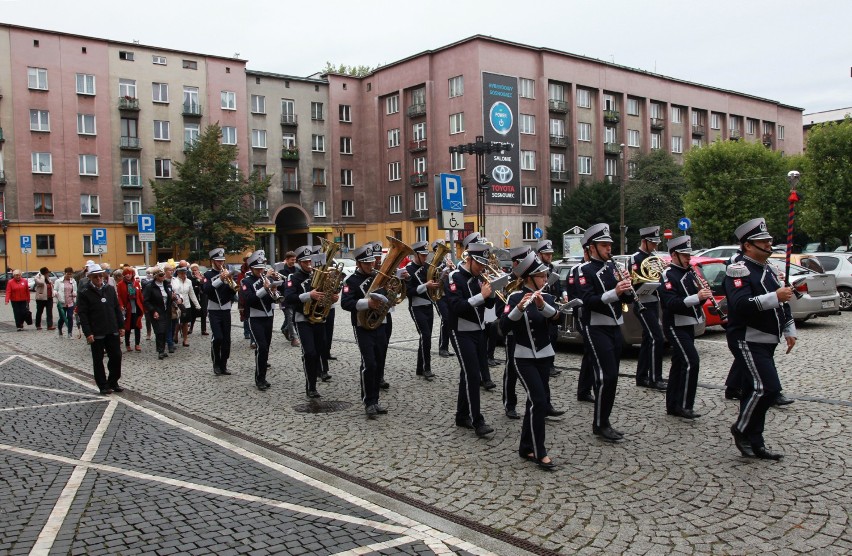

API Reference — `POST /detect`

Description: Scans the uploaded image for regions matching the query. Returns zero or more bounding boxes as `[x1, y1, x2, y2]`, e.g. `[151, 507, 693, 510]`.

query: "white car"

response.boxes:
[813, 253, 852, 311]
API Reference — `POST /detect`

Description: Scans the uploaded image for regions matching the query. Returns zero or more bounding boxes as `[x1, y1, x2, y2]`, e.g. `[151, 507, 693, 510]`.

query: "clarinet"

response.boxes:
[689, 266, 726, 320]
[614, 261, 645, 313]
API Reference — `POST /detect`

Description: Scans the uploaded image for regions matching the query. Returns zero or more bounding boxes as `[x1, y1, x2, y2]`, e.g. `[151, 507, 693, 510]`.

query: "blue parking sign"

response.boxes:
[20, 236, 32, 249]
[92, 228, 107, 246]
[439, 174, 463, 212]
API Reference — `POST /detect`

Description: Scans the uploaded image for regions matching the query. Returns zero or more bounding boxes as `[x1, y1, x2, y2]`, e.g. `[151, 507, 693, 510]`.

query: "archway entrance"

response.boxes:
[274, 205, 310, 257]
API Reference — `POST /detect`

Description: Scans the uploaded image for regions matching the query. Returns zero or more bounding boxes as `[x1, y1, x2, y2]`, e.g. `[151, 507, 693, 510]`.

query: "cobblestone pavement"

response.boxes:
[1, 300, 849, 554]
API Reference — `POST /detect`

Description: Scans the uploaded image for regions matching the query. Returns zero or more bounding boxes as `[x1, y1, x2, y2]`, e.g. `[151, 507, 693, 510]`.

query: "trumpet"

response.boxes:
[614, 261, 645, 313]
[263, 267, 284, 302]
[220, 268, 239, 292]
[689, 266, 726, 320]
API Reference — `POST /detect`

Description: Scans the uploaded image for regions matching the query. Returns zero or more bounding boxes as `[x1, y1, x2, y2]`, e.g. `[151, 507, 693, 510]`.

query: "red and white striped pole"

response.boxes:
[785, 170, 801, 286]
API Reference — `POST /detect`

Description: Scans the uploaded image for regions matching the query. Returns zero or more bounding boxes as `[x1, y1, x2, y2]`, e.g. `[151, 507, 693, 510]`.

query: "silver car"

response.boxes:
[813, 253, 852, 311]
[765, 259, 840, 321]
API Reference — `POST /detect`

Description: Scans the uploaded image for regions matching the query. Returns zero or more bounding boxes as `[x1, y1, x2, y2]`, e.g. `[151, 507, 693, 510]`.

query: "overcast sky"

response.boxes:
[2, 0, 849, 114]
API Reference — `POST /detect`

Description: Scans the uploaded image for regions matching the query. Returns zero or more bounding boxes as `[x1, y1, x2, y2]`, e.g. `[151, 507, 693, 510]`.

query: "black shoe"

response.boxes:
[326, 355, 337, 361]
[672, 408, 701, 419]
[519, 452, 537, 462]
[481, 380, 497, 391]
[753, 446, 783, 460]
[475, 423, 494, 437]
[168, 346, 176, 354]
[549, 366, 561, 377]
[320, 372, 332, 382]
[546, 407, 566, 417]
[99, 388, 113, 395]
[263, 381, 271, 388]
[577, 393, 595, 403]
[439, 349, 453, 358]
[609, 427, 625, 438]
[773, 394, 794, 407]
[220, 368, 232, 376]
[725, 388, 741, 400]
[730, 425, 755, 457]
[505, 408, 520, 419]
[365, 404, 378, 419]
[636, 379, 651, 387]
[379, 380, 390, 390]
[306, 389, 321, 399]
[593, 426, 622, 442]
[375, 404, 388, 414]
[250, 342, 257, 349]
[487, 358, 499, 367]
[213, 365, 224, 376]
[455, 418, 474, 429]
[256, 383, 269, 391]
[158, 352, 166, 360]
[110, 385, 124, 393]
[422, 370, 435, 380]
[650, 381, 668, 391]
[536, 458, 556, 470]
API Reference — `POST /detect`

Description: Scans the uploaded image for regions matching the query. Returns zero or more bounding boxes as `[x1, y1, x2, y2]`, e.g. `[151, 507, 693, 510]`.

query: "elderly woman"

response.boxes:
[5, 270, 32, 330]
[143, 266, 174, 360]
[55, 266, 78, 338]
[171, 266, 200, 346]
[34, 267, 56, 330]
[116, 268, 145, 351]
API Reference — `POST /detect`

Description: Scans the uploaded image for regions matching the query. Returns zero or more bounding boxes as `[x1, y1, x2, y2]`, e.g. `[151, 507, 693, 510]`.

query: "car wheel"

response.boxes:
[838, 287, 852, 311]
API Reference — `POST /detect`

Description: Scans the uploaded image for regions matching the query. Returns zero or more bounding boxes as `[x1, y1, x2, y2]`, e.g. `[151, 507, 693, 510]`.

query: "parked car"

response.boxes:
[696, 245, 740, 260]
[768, 253, 825, 274]
[762, 259, 839, 321]
[812, 253, 852, 311]
[332, 258, 356, 281]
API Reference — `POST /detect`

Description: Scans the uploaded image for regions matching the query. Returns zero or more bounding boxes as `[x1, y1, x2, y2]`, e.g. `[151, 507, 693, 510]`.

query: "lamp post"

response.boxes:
[619, 143, 627, 255]
[449, 136, 513, 238]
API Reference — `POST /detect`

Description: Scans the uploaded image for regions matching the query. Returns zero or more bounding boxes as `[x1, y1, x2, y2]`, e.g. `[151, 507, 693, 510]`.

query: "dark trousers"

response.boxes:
[296, 320, 326, 392]
[353, 324, 388, 407]
[408, 304, 433, 375]
[152, 313, 172, 355]
[90, 333, 122, 390]
[725, 360, 745, 391]
[124, 325, 141, 348]
[208, 310, 232, 371]
[636, 302, 664, 384]
[486, 321, 498, 359]
[665, 326, 699, 412]
[35, 299, 54, 328]
[516, 356, 553, 460]
[502, 334, 518, 411]
[729, 339, 781, 448]
[11, 301, 28, 328]
[435, 299, 450, 351]
[248, 315, 273, 386]
[577, 319, 594, 398]
[450, 329, 487, 427]
[324, 308, 335, 357]
[585, 325, 623, 429]
[190, 304, 208, 333]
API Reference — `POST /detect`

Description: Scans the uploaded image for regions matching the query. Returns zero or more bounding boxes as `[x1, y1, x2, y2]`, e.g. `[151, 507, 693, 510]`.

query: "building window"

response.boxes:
[692, 111, 704, 126]
[282, 132, 296, 149]
[450, 151, 465, 171]
[340, 137, 353, 154]
[251, 129, 267, 148]
[36, 234, 56, 256]
[522, 186, 537, 206]
[342, 200, 355, 218]
[82, 235, 96, 255]
[32, 153, 53, 174]
[548, 83, 566, 102]
[28, 67, 48, 90]
[30, 109, 50, 132]
[671, 136, 683, 154]
[578, 156, 592, 175]
[79, 155, 98, 176]
[449, 113, 464, 134]
[388, 128, 400, 148]
[253, 165, 267, 180]
[551, 153, 565, 172]
[34, 193, 54, 215]
[152, 55, 167, 65]
[576, 89, 591, 108]
[550, 118, 565, 139]
[311, 102, 324, 120]
[627, 98, 640, 116]
[650, 103, 663, 120]
[76, 73, 95, 95]
[122, 158, 140, 186]
[119, 78, 137, 98]
[413, 156, 426, 173]
[217, 125, 234, 144]
[152, 82, 169, 103]
[389, 195, 401, 214]
[520, 78, 535, 99]
[519, 114, 536, 135]
[313, 201, 326, 218]
[779, 125, 785, 140]
[124, 196, 142, 224]
[448, 75, 464, 98]
[651, 133, 662, 150]
[605, 158, 618, 177]
[155, 158, 172, 178]
[671, 106, 682, 124]
[312, 168, 326, 186]
[254, 196, 269, 218]
[311, 134, 325, 152]
[628, 161, 638, 178]
[522, 222, 538, 241]
[342, 233, 355, 249]
[577, 122, 591, 142]
[339, 104, 352, 122]
[80, 194, 100, 215]
[388, 162, 401, 181]
[282, 168, 299, 191]
[692, 137, 703, 148]
[415, 226, 428, 243]
[221, 91, 236, 110]
[414, 191, 428, 211]
[604, 126, 617, 144]
[603, 94, 615, 111]
[521, 150, 536, 171]
[251, 94, 266, 114]
[119, 51, 134, 61]
[746, 119, 756, 135]
[154, 120, 171, 141]
[126, 234, 143, 254]
[628, 129, 639, 147]
[182, 59, 198, 70]
[412, 122, 426, 141]
[77, 114, 96, 135]
[552, 187, 566, 206]
[341, 169, 353, 186]
[184, 124, 200, 147]
[386, 94, 399, 115]
[711, 113, 721, 130]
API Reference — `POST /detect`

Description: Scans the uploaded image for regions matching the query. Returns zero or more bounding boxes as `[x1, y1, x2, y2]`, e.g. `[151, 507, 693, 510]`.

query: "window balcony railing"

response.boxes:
[119, 136, 141, 150]
[692, 124, 706, 136]
[410, 209, 429, 220]
[729, 130, 742, 140]
[121, 175, 142, 187]
[550, 170, 569, 182]
[762, 133, 773, 146]
[604, 142, 622, 155]
[408, 139, 427, 152]
[281, 148, 299, 160]
[182, 102, 202, 117]
[409, 173, 428, 187]
[280, 114, 298, 126]
[0, 170, 6, 185]
[650, 117, 665, 130]
[118, 97, 140, 111]
[407, 103, 426, 118]
[123, 213, 140, 225]
[603, 110, 620, 123]
[548, 99, 569, 113]
[0, 127, 5, 142]
[549, 135, 568, 147]
[282, 182, 300, 193]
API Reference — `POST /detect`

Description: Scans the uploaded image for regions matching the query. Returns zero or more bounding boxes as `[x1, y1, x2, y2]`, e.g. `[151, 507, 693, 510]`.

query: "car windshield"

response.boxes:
[696, 262, 727, 293]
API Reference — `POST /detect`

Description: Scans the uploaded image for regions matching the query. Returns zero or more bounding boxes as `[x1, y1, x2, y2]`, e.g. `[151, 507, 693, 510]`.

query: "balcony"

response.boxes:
[280, 114, 298, 126]
[181, 102, 202, 117]
[692, 124, 706, 136]
[408, 139, 427, 152]
[123, 213, 140, 225]
[650, 117, 665, 130]
[0, 170, 5, 185]
[118, 97, 140, 111]
[410, 209, 429, 220]
[729, 130, 742, 140]
[121, 176, 142, 188]
[407, 103, 426, 118]
[409, 172, 428, 187]
[282, 182, 300, 194]
[762, 133, 773, 146]
[549, 135, 568, 148]
[281, 147, 299, 160]
[0, 127, 4, 143]
[604, 142, 622, 155]
[603, 110, 620, 124]
[548, 99, 569, 113]
[550, 170, 569, 182]
[119, 136, 141, 150]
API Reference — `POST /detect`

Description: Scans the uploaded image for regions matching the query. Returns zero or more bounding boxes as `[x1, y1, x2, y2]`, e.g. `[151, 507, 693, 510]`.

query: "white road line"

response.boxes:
[0, 382, 102, 399]
[0, 399, 106, 412]
[328, 535, 419, 555]
[29, 399, 117, 555]
[695, 338, 728, 345]
[0, 355, 17, 366]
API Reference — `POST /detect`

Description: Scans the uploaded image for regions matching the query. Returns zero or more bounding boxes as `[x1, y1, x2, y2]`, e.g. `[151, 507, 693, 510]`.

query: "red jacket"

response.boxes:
[116, 277, 145, 330]
[5, 277, 31, 303]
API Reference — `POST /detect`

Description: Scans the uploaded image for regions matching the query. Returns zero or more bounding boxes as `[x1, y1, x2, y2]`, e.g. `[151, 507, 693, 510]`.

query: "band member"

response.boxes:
[725, 218, 795, 460]
[278, 251, 301, 347]
[284, 246, 334, 398]
[342, 244, 390, 418]
[241, 250, 282, 391]
[630, 226, 666, 390]
[501, 245, 531, 419]
[568, 251, 595, 403]
[535, 239, 566, 378]
[433, 239, 455, 358]
[203, 248, 235, 376]
[312, 244, 334, 381]
[576, 223, 634, 442]
[502, 252, 559, 469]
[405, 241, 439, 380]
[659, 236, 710, 419]
[445, 240, 496, 438]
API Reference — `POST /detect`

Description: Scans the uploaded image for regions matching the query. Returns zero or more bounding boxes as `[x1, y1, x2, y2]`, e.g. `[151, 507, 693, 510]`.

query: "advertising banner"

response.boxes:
[481, 72, 521, 205]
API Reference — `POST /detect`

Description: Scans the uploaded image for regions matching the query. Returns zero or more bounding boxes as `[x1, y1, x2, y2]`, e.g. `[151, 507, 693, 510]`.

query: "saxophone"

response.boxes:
[426, 241, 451, 302]
[357, 236, 413, 330]
[305, 238, 344, 324]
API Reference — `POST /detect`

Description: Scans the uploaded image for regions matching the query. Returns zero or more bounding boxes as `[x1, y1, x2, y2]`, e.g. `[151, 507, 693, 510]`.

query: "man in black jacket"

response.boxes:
[77, 263, 125, 395]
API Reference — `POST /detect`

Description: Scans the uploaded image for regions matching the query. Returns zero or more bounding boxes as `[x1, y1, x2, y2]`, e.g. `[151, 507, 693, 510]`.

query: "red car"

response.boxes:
[658, 255, 729, 327]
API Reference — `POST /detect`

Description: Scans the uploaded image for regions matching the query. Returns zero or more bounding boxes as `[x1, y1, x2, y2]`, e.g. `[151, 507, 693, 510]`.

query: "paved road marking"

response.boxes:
[0, 398, 105, 412]
[0, 381, 102, 398]
[328, 535, 420, 555]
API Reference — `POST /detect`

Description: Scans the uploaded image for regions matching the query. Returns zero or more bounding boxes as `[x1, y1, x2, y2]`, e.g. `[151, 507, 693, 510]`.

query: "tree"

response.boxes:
[798, 117, 852, 249]
[624, 150, 687, 233]
[322, 62, 379, 77]
[150, 124, 271, 260]
[682, 140, 788, 246]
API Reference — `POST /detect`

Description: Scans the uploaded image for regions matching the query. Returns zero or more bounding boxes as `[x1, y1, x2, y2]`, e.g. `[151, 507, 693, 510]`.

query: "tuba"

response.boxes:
[357, 236, 413, 330]
[482, 248, 513, 303]
[305, 238, 344, 324]
[426, 241, 451, 302]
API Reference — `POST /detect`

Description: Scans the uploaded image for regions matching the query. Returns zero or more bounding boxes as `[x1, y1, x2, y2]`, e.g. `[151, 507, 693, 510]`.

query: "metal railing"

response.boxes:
[281, 148, 299, 160]
[410, 209, 429, 220]
[604, 143, 622, 155]
[119, 137, 141, 149]
[550, 170, 569, 182]
[118, 97, 140, 110]
[407, 103, 426, 118]
[280, 114, 298, 125]
[123, 213, 139, 225]
[548, 99, 569, 113]
[549, 135, 568, 147]
[120, 175, 142, 187]
[650, 117, 665, 130]
[282, 181, 300, 193]
[409, 173, 428, 186]
[408, 139, 427, 152]
[603, 110, 620, 123]
[182, 102, 202, 116]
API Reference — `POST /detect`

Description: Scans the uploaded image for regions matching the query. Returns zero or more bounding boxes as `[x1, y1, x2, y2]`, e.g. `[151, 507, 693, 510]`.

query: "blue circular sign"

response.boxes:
[489, 101, 513, 135]
[678, 217, 691, 231]
[533, 228, 543, 239]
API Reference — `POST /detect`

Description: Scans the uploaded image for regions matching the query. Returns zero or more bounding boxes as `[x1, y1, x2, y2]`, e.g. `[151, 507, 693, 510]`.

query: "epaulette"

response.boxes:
[726, 261, 750, 278]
